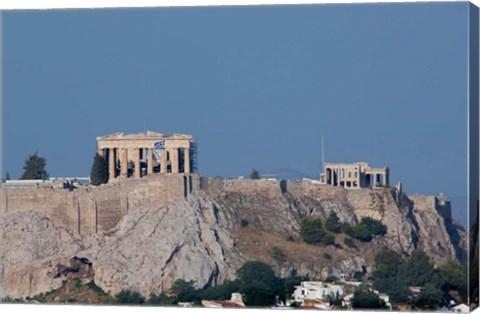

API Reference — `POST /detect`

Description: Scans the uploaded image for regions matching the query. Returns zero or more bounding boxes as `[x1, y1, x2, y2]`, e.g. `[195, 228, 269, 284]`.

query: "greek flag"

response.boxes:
[154, 141, 165, 149]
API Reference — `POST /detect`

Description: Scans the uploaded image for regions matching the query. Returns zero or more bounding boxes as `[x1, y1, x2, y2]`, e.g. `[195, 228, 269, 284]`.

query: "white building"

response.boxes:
[292, 281, 344, 306]
[452, 304, 469, 313]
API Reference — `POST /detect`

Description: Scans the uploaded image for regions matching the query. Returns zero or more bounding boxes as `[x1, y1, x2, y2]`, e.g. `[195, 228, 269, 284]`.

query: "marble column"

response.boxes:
[121, 148, 128, 178]
[171, 148, 179, 173]
[147, 148, 153, 175]
[160, 149, 167, 173]
[109, 148, 115, 180]
[134, 149, 141, 178]
[184, 148, 190, 173]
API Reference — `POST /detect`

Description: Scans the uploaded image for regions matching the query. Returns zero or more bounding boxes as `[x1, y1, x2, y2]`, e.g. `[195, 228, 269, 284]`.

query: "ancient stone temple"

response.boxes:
[97, 131, 194, 181]
[319, 162, 389, 189]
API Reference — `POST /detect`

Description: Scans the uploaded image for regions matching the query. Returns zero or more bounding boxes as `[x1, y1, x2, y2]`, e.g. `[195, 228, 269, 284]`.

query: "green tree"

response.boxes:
[147, 292, 173, 305]
[197, 280, 241, 301]
[399, 251, 434, 286]
[414, 284, 444, 310]
[351, 289, 388, 309]
[321, 233, 335, 245]
[115, 290, 145, 304]
[169, 279, 197, 303]
[343, 237, 356, 248]
[236, 261, 280, 306]
[374, 278, 410, 303]
[300, 217, 326, 244]
[236, 261, 276, 288]
[242, 282, 276, 306]
[240, 219, 249, 227]
[249, 169, 260, 180]
[20, 152, 49, 180]
[373, 249, 403, 280]
[90, 153, 109, 186]
[349, 223, 372, 242]
[439, 260, 465, 290]
[361, 217, 387, 236]
[325, 212, 341, 233]
[5, 172, 10, 180]
[438, 260, 467, 301]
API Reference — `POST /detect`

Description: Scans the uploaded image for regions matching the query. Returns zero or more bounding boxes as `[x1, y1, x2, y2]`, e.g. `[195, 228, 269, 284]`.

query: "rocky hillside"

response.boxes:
[0, 178, 466, 300]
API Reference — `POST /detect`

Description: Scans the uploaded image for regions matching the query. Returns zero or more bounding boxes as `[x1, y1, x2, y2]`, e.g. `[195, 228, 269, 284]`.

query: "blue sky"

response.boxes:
[1, 3, 470, 224]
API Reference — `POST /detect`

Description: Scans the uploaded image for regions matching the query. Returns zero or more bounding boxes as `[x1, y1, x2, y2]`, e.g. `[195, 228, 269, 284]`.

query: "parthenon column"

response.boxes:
[184, 148, 190, 174]
[171, 148, 179, 173]
[147, 148, 153, 175]
[134, 148, 141, 178]
[120, 148, 128, 178]
[160, 149, 167, 173]
[109, 148, 116, 180]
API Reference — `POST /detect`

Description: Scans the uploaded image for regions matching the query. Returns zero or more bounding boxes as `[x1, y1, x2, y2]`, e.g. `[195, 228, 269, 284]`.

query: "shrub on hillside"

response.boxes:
[300, 217, 335, 245]
[325, 212, 341, 233]
[344, 237, 356, 248]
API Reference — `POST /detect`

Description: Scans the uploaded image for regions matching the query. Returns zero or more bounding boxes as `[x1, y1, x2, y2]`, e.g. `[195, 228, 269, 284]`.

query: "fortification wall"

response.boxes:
[410, 195, 437, 212]
[0, 174, 199, 236]
[200, 178, 283, 198]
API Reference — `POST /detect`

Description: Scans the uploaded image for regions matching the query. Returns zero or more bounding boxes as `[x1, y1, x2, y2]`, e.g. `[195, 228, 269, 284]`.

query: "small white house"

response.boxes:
[293, 281, 344, 306]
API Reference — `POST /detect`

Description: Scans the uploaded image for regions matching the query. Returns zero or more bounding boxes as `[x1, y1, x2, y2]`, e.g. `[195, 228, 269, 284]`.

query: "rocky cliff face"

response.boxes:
[0, 178, 466, 299]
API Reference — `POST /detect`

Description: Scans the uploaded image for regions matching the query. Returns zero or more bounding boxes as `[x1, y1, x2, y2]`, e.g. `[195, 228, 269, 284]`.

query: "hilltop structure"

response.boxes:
[319, 162, 389, 189]
[97, 131, 194, 181]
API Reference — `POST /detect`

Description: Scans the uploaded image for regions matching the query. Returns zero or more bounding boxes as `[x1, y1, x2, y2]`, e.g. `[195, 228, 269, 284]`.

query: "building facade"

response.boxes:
[319, 162, 389, 189]
[292, 281, 344, 306]
[97, 131, 194, 181]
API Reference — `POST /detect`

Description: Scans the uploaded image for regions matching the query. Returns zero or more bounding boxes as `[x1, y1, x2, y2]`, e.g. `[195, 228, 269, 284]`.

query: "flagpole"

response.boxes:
[321, 134, 325, 172]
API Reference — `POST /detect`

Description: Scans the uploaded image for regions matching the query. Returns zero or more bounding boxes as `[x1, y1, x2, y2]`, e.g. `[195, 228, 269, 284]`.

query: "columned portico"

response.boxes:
[320, 162, 389, 189]
[97, 131, 194, 182]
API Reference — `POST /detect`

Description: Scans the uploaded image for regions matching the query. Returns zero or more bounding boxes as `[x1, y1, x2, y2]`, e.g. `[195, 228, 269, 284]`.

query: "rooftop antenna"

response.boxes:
[144, 119, 147, 134]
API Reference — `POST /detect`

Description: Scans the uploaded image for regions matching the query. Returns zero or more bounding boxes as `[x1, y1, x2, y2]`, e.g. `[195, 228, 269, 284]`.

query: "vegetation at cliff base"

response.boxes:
[90, 153, 109, 186]
[351, 288, 388, 309]
[115, 289, 145, 304]
[372, 248, 467, 307]
[20, 152, 49, 180]
[138, 260, 308, 307]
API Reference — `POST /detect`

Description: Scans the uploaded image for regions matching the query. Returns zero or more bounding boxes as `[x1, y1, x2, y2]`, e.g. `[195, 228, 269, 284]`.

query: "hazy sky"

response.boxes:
[2, 3, 470, 224]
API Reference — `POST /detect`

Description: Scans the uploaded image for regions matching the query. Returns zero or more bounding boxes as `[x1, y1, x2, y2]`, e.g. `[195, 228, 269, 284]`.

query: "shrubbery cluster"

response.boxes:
[342, 217, 387, 242]
[372, 249, 467, 308]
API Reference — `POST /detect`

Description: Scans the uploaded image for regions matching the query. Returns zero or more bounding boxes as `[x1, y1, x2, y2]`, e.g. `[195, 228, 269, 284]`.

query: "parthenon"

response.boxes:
[319, 162, 389, 189]
[97, 131, 193, 181]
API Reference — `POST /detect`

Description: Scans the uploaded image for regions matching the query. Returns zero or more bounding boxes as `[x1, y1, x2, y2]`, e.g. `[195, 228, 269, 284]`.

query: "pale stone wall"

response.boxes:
[0, 174, 200, 236]
[409, 195, 437, 212]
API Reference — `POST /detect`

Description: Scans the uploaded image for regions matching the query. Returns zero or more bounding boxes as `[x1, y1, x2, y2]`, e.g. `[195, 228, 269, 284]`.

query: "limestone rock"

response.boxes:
[0, 211, 80, 298]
